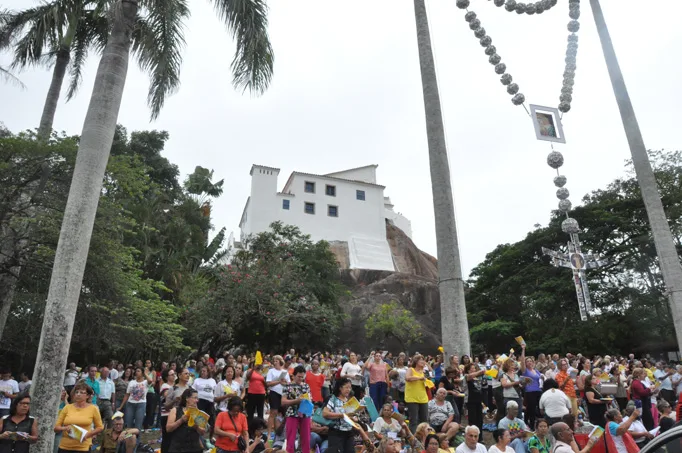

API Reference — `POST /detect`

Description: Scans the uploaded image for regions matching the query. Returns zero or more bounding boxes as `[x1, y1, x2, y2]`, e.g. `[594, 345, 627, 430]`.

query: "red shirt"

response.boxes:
[215, 411, 247, 451]
[306, 371, 325, 403]
[248, 371, 266, 395]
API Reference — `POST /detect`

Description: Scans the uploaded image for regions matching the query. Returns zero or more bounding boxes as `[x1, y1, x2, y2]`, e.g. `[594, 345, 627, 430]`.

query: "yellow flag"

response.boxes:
[255, 351, 263, 366]
[438, 346, 444, 353]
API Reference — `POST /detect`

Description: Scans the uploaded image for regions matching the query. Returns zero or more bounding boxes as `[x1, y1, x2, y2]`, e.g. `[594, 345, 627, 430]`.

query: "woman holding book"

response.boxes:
[323, 378, 372, 453]
[0, 392, 38, 453]
[54, 382, 104, 453]
[282, 365, 312, 453]
[166, 389, 206, 453]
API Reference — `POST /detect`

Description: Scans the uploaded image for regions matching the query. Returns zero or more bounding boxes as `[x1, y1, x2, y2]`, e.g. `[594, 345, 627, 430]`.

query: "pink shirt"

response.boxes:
[367, 361, 388, 384]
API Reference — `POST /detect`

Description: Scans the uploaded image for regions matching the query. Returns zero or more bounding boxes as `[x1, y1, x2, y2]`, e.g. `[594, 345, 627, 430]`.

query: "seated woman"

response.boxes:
[605, 408, 641, 453]
[488, 429, 514, 453]
[424, 433, 440, 453]
[658, 400, 675, 434]
[623, 404, 653, 448]
[428, 389, 460, 440]
[527, 420, 551, 453]
[373, 404, 405, 441]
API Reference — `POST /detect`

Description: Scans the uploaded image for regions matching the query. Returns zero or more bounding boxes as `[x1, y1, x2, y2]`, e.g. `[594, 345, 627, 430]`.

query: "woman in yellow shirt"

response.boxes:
[54, 383, 104, 452]
[405, 354, 429, 434]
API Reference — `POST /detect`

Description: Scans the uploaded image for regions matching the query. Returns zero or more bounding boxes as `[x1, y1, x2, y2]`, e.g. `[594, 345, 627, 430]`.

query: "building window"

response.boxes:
[304, 202, 315, 214]
[328, 205, 338, 217]
[325, 185, 336, 196]
[282, 199, 290, 210]
[356, 190, 366, 201]
[305, 181, 316, 193]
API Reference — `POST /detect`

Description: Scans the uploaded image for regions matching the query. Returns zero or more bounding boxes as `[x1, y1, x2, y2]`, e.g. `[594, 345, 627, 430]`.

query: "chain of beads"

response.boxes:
[456, 0, 581, 112]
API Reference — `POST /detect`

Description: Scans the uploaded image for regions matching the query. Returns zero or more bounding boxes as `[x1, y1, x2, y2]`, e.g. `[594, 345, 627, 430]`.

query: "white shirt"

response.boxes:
[673, 372, 682, 395]
[193, 377, 217, 402]
[266, 368, 290, 395]
[97, 377, 116, 400]
[64, 369, 79, 386]
[126, 380, 149, 404]
[341, 362, 363, 386]
[539, 388, 571, 418]
[0, 379, 19, 409]
[455, 442, 487, 453]
[654, 369, 673, 391]
[488, 446, 514, 453]
[628, 419, 648, 444]
[554, 441, 573, 453]
[215, 379, 242, 412]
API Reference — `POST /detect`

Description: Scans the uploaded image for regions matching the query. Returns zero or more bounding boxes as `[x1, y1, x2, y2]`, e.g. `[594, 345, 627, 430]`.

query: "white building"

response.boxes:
[237, 164, 412, 271]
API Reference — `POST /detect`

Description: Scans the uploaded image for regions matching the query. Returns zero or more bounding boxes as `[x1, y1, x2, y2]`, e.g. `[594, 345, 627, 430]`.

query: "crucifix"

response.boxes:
[542, 229, 607, 321]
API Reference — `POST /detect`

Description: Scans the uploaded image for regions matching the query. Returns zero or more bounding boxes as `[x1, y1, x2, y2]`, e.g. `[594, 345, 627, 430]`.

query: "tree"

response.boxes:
[413, 0, 470, 360]
[466, 150, 682, 355]
[0, 1, 109, 138]
[0, 65, 24, 88]
[30, 2, 273, 451]
[185, 222, 345, 354]
[366, 301, 423, 351]
[591, 0, 682, 353]
[0, 130, 187, 367]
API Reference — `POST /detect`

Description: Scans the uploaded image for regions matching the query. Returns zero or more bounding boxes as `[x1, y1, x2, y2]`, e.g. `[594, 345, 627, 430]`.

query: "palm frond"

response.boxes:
[209, 0, 274, 95]
[0, 65, 26, 89]
[133, 0, 189, 120]
[66, 9, 109, 100]
[0, 2, 67, 68]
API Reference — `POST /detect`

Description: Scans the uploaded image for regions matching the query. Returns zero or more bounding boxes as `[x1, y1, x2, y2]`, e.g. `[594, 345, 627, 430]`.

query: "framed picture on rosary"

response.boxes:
[530, 104, 566, 144]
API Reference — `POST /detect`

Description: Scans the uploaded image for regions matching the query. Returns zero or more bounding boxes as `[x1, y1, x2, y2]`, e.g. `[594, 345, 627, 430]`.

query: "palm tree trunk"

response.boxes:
[29, 1, 138, 452]
[37, 46, 70, 139]
[590, 0, 682, 352]
[413, 0, 470, 360]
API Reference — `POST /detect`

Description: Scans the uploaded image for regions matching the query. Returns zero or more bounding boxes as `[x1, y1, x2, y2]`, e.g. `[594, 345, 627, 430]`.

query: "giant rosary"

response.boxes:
[455, 0, 606, 320]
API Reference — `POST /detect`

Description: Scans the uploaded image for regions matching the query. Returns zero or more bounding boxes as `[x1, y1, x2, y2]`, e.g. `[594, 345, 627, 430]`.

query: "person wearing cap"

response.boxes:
[98, 415, 138, 453]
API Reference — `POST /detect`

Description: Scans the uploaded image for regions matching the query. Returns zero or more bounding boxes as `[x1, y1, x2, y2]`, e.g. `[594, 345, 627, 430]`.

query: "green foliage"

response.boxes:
[365, 300, 423, 350]
[185, 222, 346, 354]
[0, 129, 188, 363]
[466, 150, 682, 356]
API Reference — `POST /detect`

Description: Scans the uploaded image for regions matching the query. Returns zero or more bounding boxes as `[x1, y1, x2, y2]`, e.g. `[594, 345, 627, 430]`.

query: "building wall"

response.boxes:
[385, 208, 413, 239]
[275, 174, 386, 243]
[325, 165, 377, 184]
[239, 165, 406, 271]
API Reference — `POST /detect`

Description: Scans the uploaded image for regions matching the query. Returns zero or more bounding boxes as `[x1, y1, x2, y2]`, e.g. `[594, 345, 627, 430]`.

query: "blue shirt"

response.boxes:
[85, 377, 101, 404]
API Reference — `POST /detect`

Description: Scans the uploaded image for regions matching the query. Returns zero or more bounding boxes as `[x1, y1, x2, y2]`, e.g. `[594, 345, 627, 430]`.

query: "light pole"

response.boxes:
[590, 0, 682, 352]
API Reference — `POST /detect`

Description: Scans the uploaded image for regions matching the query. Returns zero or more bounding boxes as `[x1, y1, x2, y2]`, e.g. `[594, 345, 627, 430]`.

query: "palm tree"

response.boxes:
[413, 0, 470, 360]
[0, 1, 109, 138]
[0, 65, 25, 88]
[29, 1, 273, 451]
[590, 0, 682, 352]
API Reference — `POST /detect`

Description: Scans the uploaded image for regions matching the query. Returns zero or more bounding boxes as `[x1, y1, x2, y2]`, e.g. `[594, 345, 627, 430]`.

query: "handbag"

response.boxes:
[312, 406, 334, 426]
[228, 413, 247, 452]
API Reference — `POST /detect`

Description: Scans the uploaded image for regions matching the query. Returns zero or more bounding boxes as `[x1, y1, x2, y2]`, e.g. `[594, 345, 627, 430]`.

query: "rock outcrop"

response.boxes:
[336, 223, 442, 353]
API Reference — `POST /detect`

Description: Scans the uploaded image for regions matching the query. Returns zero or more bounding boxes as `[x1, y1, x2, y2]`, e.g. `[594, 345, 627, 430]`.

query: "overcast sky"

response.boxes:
[1, 0, 681, 278]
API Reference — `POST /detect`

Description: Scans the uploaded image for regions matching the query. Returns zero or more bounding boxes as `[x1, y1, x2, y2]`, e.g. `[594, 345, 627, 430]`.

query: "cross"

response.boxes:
[542, 233, 607, 321]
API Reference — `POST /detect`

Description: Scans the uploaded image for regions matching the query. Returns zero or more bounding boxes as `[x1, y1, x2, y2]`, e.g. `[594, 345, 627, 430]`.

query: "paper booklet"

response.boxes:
[588, 425, 604, 441]
[184, 407, 210, 430]
[343, 414, 362, 430]
[67, 425, 89, 443]
[343, 397, 362, 414]
[5, 432, 30, 441]
[515, 336, 526, 347]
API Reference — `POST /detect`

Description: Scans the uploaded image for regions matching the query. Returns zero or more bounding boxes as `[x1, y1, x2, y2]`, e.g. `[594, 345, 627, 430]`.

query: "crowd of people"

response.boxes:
[1, 346, 682, 453]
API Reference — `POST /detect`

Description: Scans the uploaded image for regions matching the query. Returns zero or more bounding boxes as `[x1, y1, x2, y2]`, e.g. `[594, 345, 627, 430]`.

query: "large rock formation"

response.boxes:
[335, 223, 443, 354]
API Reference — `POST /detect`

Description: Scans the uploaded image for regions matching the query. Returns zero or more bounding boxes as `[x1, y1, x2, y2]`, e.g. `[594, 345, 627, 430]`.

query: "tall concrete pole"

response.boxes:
[590, 0, 682, 352]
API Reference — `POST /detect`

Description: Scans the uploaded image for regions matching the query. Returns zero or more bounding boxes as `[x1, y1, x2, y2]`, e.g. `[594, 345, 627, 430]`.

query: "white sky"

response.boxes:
[1, 0, 681, 277]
